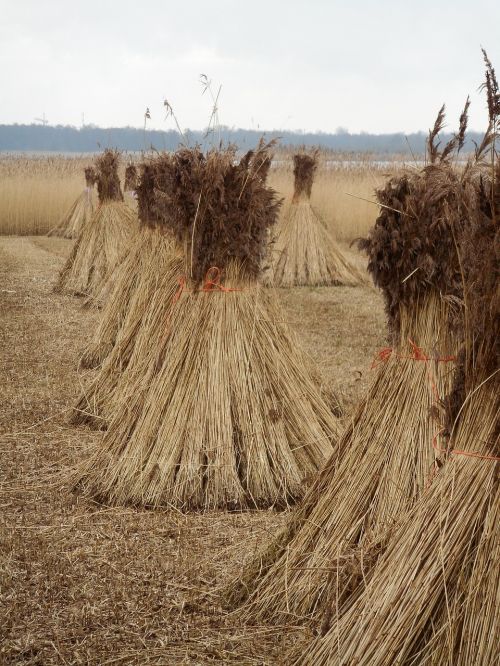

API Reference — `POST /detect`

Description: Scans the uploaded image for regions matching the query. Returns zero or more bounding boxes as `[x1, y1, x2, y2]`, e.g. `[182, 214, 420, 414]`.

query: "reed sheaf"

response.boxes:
[75, 159, 180, 388]
[55, 149, 138, 302]
[226, 103, 474, 630]
[268, 151, 367, 286]
[73, 142, 341, 511]
[294, 53, 500, 666]
[47, 166, 97, 238]
[302, 131, 499, 666]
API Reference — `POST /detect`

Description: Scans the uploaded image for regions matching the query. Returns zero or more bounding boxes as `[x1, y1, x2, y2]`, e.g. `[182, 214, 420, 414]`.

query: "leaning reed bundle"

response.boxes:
[268, 152, 366, 286]
[73, 142, 340, 510]
[47, 167, 96, 238]
[77, 161, 177, 370]
[301, 158, 499, 666]
[226, 110, 470, 626]
[55, 149, 137, 301]
[298, 67, 500, 664]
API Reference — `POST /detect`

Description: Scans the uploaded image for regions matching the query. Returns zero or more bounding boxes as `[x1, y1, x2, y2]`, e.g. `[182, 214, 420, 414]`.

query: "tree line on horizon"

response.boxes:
[0, 123, 486, 155]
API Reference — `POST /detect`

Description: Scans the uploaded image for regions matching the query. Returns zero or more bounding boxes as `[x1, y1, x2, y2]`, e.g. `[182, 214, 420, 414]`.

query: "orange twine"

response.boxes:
[372, 339, 499, 467]
[173, 266, 242, 304]
[433, 428, 500, 462]
[371, 338, 456, 369]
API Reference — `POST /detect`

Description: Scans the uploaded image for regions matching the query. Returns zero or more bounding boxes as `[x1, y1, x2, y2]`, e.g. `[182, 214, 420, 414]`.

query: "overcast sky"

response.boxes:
[1, 0, 499, 134]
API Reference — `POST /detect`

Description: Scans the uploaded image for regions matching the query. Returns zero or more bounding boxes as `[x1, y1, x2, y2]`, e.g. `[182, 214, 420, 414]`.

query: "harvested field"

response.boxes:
[0, 235, 384, 664]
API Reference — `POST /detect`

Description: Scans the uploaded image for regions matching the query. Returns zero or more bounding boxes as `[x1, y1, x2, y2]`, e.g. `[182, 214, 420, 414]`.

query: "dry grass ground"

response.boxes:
[0, 236, 385, 664]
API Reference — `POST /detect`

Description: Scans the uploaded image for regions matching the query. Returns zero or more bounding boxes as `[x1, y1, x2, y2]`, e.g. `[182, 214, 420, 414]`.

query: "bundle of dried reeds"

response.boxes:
[47, 167, 96, 238]
[268, 152, 367, 286]
[78, 161, 177, 369]
[226, 109, 471, 627]
[55, 150, 137, 301]
[301, 162, 499, 666]
[296, 61, 499, 665]
[74, 142, 341, 510]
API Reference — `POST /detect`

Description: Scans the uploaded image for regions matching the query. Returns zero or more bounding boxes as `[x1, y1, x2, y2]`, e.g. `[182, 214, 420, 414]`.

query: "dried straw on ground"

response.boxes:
[226, 109, 472, 625]
[55, 150, 137, 301]
[74, 142, 340, 510]
[268, 152, 366, 286]
[47, 167, 96, 238]
[301, 136, 499, 666]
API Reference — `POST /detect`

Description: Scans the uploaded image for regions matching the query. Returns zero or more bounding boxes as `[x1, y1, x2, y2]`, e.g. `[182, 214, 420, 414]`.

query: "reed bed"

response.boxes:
[0, 153, 396, 241]
[47, 167, 97, 238]
[73, 143, 341, 511]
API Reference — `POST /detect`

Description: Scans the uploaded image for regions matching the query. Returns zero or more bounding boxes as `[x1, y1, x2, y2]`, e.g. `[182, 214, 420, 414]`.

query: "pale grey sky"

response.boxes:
[1, 0, 499, 133]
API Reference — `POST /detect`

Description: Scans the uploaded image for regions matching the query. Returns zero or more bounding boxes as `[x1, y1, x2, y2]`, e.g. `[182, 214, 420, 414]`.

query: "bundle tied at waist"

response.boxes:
[173, 266, 244, 305]
[371, 338, 456, 369]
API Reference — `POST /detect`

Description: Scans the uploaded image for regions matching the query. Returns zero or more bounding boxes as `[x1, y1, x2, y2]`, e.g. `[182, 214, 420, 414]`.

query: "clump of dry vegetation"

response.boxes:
[268, 151, 367, 286]
[55, 149, 138, 302]
[73, 142, 341, 511]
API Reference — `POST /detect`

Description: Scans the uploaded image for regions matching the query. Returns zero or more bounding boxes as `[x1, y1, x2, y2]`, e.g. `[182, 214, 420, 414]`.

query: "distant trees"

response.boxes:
[0, 123, 485, 154]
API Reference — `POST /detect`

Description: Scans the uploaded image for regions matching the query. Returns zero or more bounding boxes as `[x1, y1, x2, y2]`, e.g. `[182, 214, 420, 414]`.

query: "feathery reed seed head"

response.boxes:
[152, 142, 281, 283]
[292, 152, 318, 201]
[95, 149, 123, 203]
[358, 158, 473, 341]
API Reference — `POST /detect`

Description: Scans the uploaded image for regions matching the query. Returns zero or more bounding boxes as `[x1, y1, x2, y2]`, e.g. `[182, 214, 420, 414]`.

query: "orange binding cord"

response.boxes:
[371, 347, 393, 369]
[432, 428, 500, 462]
[371, 338, 456, 370]
[201, 266, 242, 293]
[173, 267, 242, 304]
[172, 276, 187, 304]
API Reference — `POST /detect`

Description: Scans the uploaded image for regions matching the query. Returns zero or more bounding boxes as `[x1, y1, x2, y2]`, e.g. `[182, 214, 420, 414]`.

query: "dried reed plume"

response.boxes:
[124, 164, 138, 193]
[268, 151, 367, 286]
[47, 167, 96, 238]
[73, 142, 341, 510]
[226, 109, 471, 629]
[55, 150, 137, 301]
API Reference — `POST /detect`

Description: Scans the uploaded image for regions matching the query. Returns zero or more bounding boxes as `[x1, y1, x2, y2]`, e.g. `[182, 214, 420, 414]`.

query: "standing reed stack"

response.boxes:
[55, 149, 137, 302]
[226, 108, 471, 630]
[301, 123, 499, 666]
[73, 142, 341, 510]
[269, 152, 366, 286]
[74, 159, 182, 417]
[47, 166, 96, 238]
